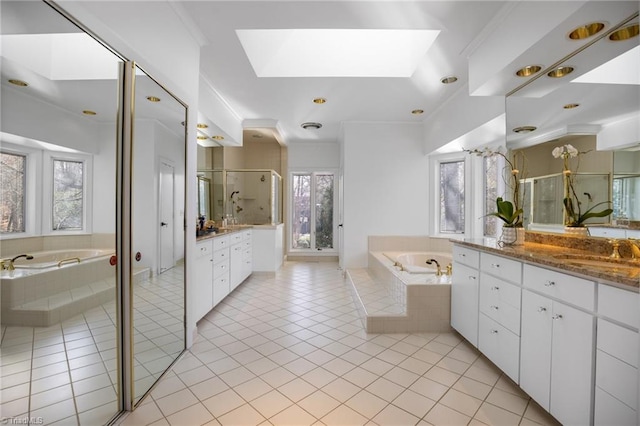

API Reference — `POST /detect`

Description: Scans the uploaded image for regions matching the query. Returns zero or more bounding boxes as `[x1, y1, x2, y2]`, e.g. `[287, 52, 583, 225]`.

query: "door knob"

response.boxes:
[161, 222, 168, 227]
[135, 252, 141, 262]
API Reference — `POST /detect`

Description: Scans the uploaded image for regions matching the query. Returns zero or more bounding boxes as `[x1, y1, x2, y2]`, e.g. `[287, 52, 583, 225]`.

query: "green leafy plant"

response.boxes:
[487, 197, 523, 227]
[553, 144, 613, 227]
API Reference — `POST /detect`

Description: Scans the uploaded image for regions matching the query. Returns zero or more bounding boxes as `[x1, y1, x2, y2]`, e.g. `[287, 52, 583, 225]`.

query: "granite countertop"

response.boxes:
[454, 239, 639, 291]
[196, 225, 252, 242]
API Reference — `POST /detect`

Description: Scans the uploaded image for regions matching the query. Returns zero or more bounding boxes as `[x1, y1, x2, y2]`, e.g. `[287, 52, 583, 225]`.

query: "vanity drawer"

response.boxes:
[452, 262, 479, 286]
[479, 274, 521, 335]
[596, 349, 638, 411]
[243, 229, 252, 240]
[598, 284, 639, 330]
[196, 240, 212, 259]
[481, 253, 522, 284]
[230, 232, 243, 245]
[213, 235, 230, 251]
[597, 319, 638, 367]
[213, 259, 229, 276]
[523, 264, 595, 311]
[213, 248, 229, 264]
[453, 245, 479, 269]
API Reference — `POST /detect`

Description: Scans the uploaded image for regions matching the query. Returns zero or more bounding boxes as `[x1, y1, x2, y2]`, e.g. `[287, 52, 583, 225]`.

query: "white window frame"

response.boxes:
[43, 151, 93, 235]
[429, 152, 481, 239]
[288, 168, 338, 255]
[0, 142, 42, 239]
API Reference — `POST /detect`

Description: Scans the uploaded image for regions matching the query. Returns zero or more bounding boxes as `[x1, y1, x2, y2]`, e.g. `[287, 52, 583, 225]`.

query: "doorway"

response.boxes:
[290, 171, 336, 252]
[158, 159, 175, 274]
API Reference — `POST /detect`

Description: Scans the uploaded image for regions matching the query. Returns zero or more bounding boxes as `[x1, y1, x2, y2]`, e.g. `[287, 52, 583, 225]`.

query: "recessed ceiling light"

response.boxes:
[313, 98, 327, 104]
[82, 110, 97, 116]
[301, 122, 322, 130]
[516, 65, 542, 77]
[547, 66, 574, 78]
[411, 109, 424, 115]
[197, 123, 208, 129]
[563, 103, 580, 109]
[569, 22, 605, 40]
[513, 126, 537, 134]
[211, 135, 224, 140]
[146, 96, 161, 102]
[440, 76, 458, 84]
[8, 79, 28, 87]
[197, 135, 208, 140]
[609, 24, 639, 41]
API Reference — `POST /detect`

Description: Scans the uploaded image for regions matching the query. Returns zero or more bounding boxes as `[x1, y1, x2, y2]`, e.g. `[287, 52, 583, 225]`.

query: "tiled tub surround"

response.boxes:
[346, 237, 454, 333]
[0, 234, 114, 258]
[1, 251, 118, 327]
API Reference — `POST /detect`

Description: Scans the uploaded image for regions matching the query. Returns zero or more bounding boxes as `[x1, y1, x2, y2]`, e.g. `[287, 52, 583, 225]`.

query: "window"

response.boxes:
[0, 152, 26, 233]
[439, 160, 465, 233]
[291, 172, 335, 251]
[52, 159, 84, 230]
[483, 154, 499, 237]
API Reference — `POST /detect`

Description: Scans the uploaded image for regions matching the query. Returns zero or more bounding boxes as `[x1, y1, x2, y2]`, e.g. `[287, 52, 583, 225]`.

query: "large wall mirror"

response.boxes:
[506, 6, 639, 231]
[1, 0, 186, 421]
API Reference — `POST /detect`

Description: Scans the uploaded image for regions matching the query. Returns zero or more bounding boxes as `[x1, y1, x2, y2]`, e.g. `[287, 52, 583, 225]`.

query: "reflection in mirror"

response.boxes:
[506, 11, 639, 232]
[613, 150, 640, 220]
[198, 176, 211, 219]
[1, 1, 121, 423]
[131, 66, 186, 404]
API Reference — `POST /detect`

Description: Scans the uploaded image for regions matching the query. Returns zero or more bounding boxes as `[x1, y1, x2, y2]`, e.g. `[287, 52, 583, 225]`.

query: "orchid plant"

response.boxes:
[465, 147, 525, 228]
[552, 144, 612, 227]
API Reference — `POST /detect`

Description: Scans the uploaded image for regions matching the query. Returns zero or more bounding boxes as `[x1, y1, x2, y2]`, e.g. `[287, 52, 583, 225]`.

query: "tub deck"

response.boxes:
[346, 251, 452, 333]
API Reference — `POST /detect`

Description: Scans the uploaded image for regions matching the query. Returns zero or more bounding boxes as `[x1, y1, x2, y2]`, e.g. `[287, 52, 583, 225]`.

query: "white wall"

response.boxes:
[288, 142, 340, 169]
[342, 122, 429, 269]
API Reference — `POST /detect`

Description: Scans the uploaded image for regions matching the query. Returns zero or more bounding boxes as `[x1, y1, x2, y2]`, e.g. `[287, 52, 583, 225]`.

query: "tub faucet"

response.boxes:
[426, 259, 442, 276]
[3, 254, 34, 271]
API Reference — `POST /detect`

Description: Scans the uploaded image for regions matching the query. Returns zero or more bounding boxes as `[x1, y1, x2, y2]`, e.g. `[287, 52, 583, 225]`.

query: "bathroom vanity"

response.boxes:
[451, 238, 639, 426]
[194, 227, 253, 321]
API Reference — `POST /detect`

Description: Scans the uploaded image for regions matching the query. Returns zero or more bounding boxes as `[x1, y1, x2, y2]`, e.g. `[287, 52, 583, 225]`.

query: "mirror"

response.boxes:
[613, 150, 640, 220]
[1, 1, 122, 423]
[131, 65, 187, 404]
[506, 10, 639, 231]
[198, 175, 211, 219]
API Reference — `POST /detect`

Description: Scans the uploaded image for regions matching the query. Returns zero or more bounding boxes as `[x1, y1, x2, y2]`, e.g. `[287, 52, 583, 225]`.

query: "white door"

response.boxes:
[159, 160, 175, 273]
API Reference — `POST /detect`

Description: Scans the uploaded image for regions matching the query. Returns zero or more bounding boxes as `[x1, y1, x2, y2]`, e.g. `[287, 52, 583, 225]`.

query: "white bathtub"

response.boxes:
[10, 249, 114, 269]
[384, 251, 453, 274]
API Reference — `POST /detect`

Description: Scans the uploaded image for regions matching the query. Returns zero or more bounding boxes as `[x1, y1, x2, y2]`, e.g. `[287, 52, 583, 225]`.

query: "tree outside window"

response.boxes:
[439, 160, 465, 233]
[53, 159, 84, 230]
[0, 152, 26, 233]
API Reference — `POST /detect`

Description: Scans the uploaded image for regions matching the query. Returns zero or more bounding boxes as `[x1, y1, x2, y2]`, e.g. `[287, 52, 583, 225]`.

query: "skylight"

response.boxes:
[236, 29, 439, 78]
[572, 45, 640, 85]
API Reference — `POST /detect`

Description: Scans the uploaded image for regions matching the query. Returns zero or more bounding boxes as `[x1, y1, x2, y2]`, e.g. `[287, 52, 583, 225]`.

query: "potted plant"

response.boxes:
[552, 144, 613, 235]
[466, 147, 526, 245]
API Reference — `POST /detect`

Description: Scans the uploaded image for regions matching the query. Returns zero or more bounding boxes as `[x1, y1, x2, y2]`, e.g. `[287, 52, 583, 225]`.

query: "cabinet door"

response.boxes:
[194, 244, 213, 321]
[520, 290, 552, 410]
[549, 301, 595, 426]
[230, 243, 244, 291]
[451, 262, 479, 347]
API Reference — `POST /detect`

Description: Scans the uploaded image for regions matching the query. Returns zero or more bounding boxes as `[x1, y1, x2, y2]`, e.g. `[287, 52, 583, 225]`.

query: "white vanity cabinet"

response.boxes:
[594, 284, 639, 426]
[241, 229, 253, 281]
[477, 253, 522, 382]
[520, 265, 596, 426]
[451, 245, 480, 347]
[212, 235, 230, 306]
[230, 232, 244, 292]
[194, 239, 214, 321]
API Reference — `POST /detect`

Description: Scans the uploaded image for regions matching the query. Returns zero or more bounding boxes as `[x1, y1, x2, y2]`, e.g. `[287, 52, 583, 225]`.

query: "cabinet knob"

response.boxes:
[544, 280, 555, 287]
[552, 314, 563, 320]
[490, 329, 498, 334]
[490, 305, 499, 311]
[537, 307, 547, 313]
[491, 286, 500, 291]
[468, 275, 476, 280]
[460, 253, 466, 257]
[491, 263, 500, 268]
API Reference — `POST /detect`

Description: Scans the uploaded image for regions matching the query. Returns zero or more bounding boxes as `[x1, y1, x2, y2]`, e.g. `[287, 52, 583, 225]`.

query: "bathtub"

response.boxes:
[11, 249, 114, 269]
[384, 251, 453, 274]
[1, 248, 116, 326]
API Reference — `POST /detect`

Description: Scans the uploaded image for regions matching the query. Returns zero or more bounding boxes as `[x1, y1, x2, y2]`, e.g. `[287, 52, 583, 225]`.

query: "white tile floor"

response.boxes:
[0, 266, 185, 425]
[118, 261, 561, 426]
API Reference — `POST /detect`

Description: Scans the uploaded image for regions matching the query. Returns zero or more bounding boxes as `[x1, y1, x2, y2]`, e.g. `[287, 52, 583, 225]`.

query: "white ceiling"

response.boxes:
[1, 1, 638, 151]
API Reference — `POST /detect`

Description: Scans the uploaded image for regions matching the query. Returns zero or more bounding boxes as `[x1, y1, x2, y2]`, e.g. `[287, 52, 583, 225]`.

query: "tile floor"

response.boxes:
[0, 266, 185, 425]
[117, 261, 561, 426]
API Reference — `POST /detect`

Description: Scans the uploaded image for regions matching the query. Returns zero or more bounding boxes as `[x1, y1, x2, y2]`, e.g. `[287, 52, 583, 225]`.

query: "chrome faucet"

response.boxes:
[426, 258, 442, 276]
[628, 239, 640, 261]
[1, 254, 34, 271]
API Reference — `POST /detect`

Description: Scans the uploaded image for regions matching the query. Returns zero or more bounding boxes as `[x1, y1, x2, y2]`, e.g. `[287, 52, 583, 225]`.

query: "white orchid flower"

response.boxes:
[552, 147, 563, 158]
[565, 144, 579, 157]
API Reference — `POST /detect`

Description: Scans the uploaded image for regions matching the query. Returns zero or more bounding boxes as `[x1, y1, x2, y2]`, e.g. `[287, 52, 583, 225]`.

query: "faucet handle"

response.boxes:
[609, 239, 621, 259]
